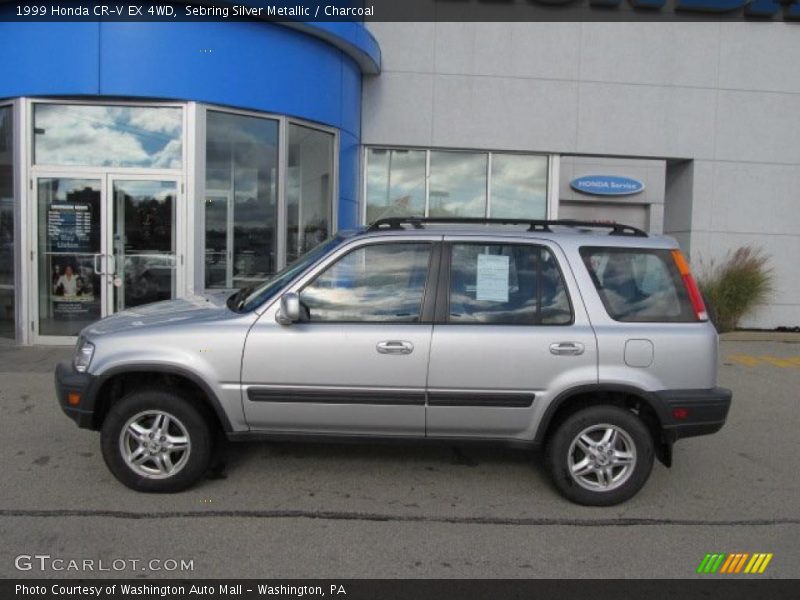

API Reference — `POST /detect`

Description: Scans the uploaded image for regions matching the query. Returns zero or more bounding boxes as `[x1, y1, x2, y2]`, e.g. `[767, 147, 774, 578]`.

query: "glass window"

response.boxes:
[366, 148, 426, 223]
[205, 111, 278, 289]
[0, 106, 14, 338]
[37, 178, 102, 337]
[300, 243, 432, 322]
[490, 153, 547, 219]
[365, 148, 548, 222]
[112, 179, 177, 310]
[579, 247, 695, 322]
[34, 104, 182, 169]
[429, 151, 487, 218]
[448, 243, 572, 325]
[287, 124, 334, 264]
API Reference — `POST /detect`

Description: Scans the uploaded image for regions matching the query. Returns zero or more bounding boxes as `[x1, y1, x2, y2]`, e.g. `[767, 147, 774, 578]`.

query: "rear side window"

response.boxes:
[579, 247, 695, 322]
[447, 243, 572, 325]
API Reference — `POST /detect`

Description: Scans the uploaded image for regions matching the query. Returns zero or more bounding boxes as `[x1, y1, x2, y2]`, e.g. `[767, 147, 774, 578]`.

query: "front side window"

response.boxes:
[33, 104, 182, 169]
[300, 243, 432, 322]
[580, 247, 694, 322]
[448, 243, 572, 325]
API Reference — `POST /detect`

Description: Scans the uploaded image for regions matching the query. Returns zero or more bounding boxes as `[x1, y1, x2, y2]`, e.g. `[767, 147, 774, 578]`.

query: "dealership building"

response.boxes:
[0, 14, 798, 344]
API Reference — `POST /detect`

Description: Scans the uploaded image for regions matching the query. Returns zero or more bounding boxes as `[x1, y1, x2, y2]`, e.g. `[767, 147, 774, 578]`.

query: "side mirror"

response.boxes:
[275, 292, 301, 325]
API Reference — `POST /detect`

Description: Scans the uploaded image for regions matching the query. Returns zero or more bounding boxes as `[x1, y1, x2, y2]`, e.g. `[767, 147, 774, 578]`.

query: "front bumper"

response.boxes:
[655, 387, 732, 441]
[55, 360, 97, 429]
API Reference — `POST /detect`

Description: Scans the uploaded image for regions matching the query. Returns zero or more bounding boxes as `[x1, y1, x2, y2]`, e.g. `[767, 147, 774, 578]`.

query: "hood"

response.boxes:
[84, 292, 234, 336]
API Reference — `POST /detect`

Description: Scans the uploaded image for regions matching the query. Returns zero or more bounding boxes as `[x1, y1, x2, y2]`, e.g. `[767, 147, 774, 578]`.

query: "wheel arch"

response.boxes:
[535, 384, 672, 466]
[89, 364, 234, 434]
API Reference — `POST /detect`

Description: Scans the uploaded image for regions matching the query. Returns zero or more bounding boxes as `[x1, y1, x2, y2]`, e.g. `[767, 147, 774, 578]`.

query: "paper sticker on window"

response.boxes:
[476, 254, 509, 302]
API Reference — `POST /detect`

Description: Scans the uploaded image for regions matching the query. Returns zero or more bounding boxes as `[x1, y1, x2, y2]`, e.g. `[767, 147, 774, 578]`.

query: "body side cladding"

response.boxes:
[246, 387, 534, 408]
[247, 387, 426, 406]
[226, 430, 540, 450]
[427, 391, 535, 408]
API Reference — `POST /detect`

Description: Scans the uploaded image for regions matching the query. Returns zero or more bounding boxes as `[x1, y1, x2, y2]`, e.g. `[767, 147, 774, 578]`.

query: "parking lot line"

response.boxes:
[726, 354, 800, 368]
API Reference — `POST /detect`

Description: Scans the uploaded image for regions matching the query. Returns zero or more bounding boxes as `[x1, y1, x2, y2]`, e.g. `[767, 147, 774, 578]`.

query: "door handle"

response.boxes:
[550, 342, 585, 356]
[93, 253, 104, 275]
[376, 340, 414, 355]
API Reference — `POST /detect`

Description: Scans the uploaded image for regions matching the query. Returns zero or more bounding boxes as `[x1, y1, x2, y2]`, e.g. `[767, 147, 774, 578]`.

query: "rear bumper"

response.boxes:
[654, 387, 732, 441]
[55, 360, 97, 429]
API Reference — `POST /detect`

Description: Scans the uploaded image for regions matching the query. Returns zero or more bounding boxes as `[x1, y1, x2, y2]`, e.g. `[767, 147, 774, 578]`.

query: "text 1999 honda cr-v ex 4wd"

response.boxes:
[55, 218, 732, 506]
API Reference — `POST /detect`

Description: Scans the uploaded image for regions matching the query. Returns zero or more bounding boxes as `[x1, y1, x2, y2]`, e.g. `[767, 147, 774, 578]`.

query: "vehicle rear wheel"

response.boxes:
[545, 405, 654, 506]
[101, 389, 212, 492]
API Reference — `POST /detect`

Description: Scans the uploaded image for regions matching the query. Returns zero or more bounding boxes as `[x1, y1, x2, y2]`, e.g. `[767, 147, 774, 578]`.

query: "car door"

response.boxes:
[426, 237, 598, 441]
[241, 236, 441, 436]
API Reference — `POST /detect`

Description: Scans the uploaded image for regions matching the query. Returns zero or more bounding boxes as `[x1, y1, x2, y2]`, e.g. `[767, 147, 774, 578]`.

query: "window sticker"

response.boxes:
[476, 254, 510, 302]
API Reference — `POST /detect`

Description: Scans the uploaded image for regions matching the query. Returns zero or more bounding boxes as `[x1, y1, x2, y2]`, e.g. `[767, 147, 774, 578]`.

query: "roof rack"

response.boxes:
[366, 217, 648, 237]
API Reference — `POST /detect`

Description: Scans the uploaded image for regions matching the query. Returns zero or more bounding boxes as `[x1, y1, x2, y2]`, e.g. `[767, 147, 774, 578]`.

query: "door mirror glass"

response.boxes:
[276, 292, 301, 325]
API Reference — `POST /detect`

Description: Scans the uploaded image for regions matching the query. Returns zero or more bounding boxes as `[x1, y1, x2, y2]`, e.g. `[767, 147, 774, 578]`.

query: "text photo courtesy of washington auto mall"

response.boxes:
[0, 1, 799, 599]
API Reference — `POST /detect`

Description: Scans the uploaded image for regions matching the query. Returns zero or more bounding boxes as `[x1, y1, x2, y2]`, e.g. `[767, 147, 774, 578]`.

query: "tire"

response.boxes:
[101, 388, 212, 493]
[545, 405, 654, 506]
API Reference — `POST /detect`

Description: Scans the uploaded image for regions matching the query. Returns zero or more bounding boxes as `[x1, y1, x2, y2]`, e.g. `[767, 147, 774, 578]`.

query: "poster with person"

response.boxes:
[51, 255, 97, 321]
[47, 197, 99, 322]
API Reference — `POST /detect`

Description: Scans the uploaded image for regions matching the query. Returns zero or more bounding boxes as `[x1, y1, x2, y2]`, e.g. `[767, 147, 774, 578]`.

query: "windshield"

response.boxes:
[228, 237, 345, 313]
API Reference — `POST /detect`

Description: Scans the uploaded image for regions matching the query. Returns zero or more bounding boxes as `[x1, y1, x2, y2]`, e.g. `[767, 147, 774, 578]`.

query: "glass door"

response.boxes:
[109, 177, 179, 311]
[34, 174, 181, 342]
[35, 176, 105, 339]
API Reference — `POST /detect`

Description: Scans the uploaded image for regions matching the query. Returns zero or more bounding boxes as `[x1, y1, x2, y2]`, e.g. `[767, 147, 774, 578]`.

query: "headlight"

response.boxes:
[73, 338, 95, 373]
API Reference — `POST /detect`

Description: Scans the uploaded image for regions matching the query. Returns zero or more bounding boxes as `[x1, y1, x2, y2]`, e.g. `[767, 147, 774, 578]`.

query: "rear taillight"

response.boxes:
[671, 250, 708, 321]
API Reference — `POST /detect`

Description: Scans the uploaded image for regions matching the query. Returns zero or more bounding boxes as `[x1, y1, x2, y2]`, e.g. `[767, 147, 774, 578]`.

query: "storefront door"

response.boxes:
[33, 174, 181, 342]
[109, 177, 179, 313]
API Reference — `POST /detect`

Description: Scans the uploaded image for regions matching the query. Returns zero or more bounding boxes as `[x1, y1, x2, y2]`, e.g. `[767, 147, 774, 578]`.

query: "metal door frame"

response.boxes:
[30, 172, 183, 344]
[107, 173, 183, 314]
[30, 172, 108, 345]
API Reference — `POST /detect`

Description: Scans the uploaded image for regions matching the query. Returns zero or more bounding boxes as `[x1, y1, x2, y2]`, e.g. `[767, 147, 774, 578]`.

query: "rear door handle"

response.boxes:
[376, 340, 414, 355]
[550, 342, 585, 356]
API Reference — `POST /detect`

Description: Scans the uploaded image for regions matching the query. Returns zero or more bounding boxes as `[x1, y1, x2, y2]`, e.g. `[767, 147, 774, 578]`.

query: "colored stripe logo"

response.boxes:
[696, 553, 773, 574]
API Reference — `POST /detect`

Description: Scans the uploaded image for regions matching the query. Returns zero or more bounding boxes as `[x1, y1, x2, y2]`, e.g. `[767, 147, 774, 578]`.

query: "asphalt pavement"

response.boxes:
[0, 340, 798, 579]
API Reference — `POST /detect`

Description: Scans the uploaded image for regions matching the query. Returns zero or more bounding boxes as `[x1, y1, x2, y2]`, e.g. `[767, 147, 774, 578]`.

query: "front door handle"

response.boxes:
[376, 340, 414, 355]
[550, 342, 585, 356]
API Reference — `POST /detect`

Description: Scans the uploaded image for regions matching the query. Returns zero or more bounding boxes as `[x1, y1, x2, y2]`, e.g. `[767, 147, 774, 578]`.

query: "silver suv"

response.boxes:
[56, 218, 731, 506]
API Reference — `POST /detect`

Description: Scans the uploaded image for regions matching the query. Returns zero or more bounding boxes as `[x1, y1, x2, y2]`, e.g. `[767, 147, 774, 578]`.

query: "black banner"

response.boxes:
[0, 0, 799, 22]
[4, 579, 800, 600]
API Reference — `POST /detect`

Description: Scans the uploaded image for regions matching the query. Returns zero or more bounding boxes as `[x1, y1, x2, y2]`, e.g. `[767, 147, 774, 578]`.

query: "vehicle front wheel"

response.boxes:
[101, 389, 212, 493]
[545, 405, 654, 506]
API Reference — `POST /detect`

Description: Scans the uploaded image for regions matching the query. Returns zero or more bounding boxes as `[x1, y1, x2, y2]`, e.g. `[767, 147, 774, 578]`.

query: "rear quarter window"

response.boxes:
[579, 247, 696, 322]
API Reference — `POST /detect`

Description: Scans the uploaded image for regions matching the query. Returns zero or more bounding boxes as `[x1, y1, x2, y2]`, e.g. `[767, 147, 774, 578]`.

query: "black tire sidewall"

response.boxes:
[101, 389, 212, 493]
[545, 405, 654, 506]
